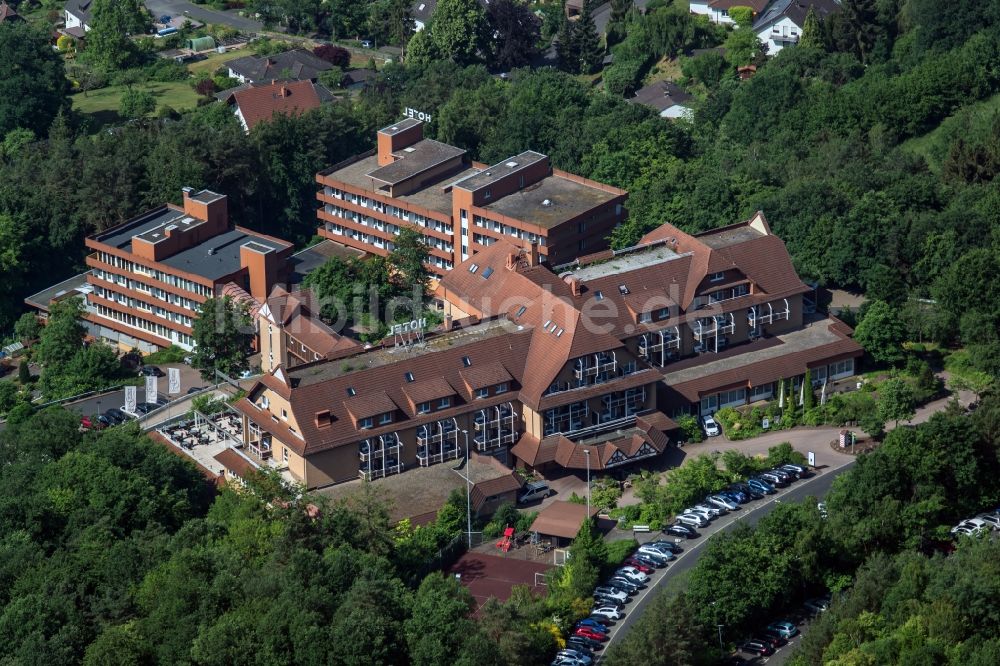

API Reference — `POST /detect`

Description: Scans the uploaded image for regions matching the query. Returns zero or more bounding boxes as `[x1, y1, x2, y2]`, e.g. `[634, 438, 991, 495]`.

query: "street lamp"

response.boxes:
[583, 448, 591, 517]
[461, 429, 472, 549]
[711, 601, 724, 655]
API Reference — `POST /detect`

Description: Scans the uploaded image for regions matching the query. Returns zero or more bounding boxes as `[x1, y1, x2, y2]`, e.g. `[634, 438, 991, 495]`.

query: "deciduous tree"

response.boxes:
[190, 296, 253, 381]
[0, 22, 70, 138]
[854, 300, 907, 365]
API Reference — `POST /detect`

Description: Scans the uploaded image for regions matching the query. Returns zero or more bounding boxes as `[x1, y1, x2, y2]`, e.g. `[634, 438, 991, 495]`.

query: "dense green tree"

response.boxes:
[190, 296, 253, 381]
[556, 5, 578, 73]
[724, 26, 765, 66]
[575, 1, 604, 74]
[430, 0, 488, 65]
[728, 5, 754, 28]
[485, 0, 541, 71]
[388, 225, 431, 292]
[13, 312, 40, 342]
[17, 359, 30, 385]
[877, 377, 917, 426]
[118, 88, 155, 120]
[368, 0, 415, 46]
[84, 0, 148, 72]
[0, 22, 70, 138]
[854, 300, 907, 365]
[405, 574, 476, 666]
[36, 299, 85, 370]
[799, 6, 824, 48]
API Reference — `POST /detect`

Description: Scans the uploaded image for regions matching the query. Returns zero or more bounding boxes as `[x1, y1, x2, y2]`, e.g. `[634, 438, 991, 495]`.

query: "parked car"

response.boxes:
[692, 502, 726, 517]
[747, 477, 776, 494]
[573, 627, 608, 642]
[757, 632, 787, 648]
[615, 567, 649, 584]
[552, 656, 587, 666]
[639, 544, 674, 562]
[639, 542, 678, 559]
[719, 489, 747, 504]
[976, 513, 1000, 530]
[559, 647, 595, 663]
[683, 507, 715, 522]
[767, 621, 799, 639]
[951, 519, 988, 536]
[518, 481, 551, 504]
[589, 606, 622, 622]
[80, 415, 95, 430]
[804, 596, 831, 614]
[666, 523, 698, 539]
[556, 649, 593, 665]
[646, 540, 683, 554]
[622, 557, 656, 573]
[627, 552, 664, 570]
[757, 472, 788, 488]
[187, 386, 204, 395]
[593, 587, 628, 603]
[576, 618, 608, 633]
[567, 634, 605, 651]
[592, 595, 625, 610]
[634, 548, 671, 566]
[731, 482, 763, 500]
[96, 414, 114, 428]
[676, 512, 709, 528]
[781, 463, 809, 478]
[706, 494, 739, 511]
[702, 414, 721, 436]
[740, 640, 773, 656]
[104, 408, 127, 424]
[770, 467, 796, 482]
[139, 365, 165, 377]
[606, 578, 640, 595]
[134, 403, 153, 415]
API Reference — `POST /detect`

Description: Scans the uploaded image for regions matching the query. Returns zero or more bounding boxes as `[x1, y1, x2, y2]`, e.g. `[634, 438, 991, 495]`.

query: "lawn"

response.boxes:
[72, 81, 202, 120]
[187, 46, 253, 76]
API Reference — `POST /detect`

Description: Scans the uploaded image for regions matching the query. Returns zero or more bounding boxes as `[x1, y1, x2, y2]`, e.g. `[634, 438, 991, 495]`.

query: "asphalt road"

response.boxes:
[598, 462, 854, 660]
[144, 0, 263, 31]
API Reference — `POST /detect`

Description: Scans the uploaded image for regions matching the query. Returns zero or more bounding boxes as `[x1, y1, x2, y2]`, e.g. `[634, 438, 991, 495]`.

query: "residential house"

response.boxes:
[224, 79, 331, 133]
[63, 0, 92, 37]
[629, 80, 694, 119]
[689, 0, 771, 25]
[0, 2, 24, 23]
[754, 0, 841, 54]
[412, 0, 437, 31]
[225, 48, 333, 84]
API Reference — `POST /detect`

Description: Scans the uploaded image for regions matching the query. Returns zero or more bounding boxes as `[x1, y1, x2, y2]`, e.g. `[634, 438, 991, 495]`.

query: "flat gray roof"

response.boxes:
[289, 240, 365, 285]
[92, 207, 290, 282]
[366, 139, 466, 185]
[378, 117, 422, 136]
[571, 245, 685, 281]
[480, 173, 621, 230]
[454, 151, 548, 192]
[24, 272, 91, 311]
[697, 225, 765, 249]
[328, 154, 476, 216]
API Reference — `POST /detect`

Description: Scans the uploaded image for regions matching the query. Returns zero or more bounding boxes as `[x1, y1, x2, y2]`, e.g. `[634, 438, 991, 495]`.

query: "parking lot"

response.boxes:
[577, 461, 855, 664]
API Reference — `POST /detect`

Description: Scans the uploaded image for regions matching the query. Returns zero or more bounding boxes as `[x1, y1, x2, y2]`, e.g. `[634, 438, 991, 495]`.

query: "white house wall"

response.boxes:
[758, 15, 802, 54]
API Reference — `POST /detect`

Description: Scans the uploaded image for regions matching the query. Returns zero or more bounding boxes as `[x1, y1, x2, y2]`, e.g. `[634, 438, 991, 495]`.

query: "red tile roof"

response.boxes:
[227, 80, 322, 131]
[529, 500, 601, 540]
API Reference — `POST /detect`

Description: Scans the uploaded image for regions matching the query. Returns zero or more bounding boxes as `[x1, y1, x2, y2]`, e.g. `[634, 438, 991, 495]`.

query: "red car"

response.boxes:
[80, 415, 93, 430]
[622, 558, 655, 574]
[573, 627, 608, 642]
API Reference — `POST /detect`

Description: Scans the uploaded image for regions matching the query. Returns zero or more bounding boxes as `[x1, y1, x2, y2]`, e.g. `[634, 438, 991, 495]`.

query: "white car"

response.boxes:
[951, 519, 988, 536]
[702, 414, 721, 436]
[693, 502, 726, 517]
[591, 605, 622, 621]
[637, 544, 675, 561]
[592, 586, 628, 603]
[676, 512, 709, 528]
[975, 513, 1000, 530]
[683, 507, 715, 522]
[615, 567, 649, 584]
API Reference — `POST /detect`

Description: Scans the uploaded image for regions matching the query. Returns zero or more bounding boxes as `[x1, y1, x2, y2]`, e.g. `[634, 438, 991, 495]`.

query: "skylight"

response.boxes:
[515, 305, 527, 317]
[543, 320, 551, 328]
[482, 266, 494, 279]
[404, 372, 414, 383]
[468, 263, 479, 273]
[346, 387, 356, 396]
[595, 291, 604, 301]
[462, 356, 472, 367]
[618, 284, 630, 295]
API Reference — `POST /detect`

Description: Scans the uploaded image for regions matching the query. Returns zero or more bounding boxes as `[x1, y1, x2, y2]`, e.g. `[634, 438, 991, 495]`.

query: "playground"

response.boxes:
[447, 552, 552, 611]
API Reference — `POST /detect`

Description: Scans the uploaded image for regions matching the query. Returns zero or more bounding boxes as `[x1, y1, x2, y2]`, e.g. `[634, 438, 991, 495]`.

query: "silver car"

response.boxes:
[676, 512, 709, 528]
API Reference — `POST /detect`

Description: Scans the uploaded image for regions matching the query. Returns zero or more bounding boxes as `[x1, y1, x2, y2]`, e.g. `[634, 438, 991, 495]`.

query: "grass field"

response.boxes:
[900, 92, 1000, 171]
[72, 81, 202, 120]
[187, 46, 253, 76]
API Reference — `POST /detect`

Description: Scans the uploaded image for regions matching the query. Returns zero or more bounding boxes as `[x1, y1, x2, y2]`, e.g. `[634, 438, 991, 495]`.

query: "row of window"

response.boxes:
[323, 209, 455, 256]
[92, 269, 200, 311]
[93, 304, 194, 346]
[92, 285, 193, 327]
[472, 215, 546, 246]
[94, 252, 212, 297]
[323, 186, 450, 233]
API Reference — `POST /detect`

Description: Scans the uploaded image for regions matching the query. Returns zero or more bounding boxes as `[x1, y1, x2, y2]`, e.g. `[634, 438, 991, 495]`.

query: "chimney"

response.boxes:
[505, 252, 517, 271]
[528, 241, 539, 267]
[443, 314, 453, 331]
[563, 274, 581, 297]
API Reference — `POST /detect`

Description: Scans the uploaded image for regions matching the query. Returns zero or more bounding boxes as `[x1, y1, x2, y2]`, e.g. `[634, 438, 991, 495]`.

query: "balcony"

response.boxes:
[359, 458, 404, 481]
[358, 433, 401, 462]
[416, 419, 460, 466]
[574, 352, 617, 379]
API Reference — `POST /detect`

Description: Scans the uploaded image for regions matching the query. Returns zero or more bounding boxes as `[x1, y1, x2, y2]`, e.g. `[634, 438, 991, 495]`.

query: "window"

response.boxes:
[594, 290, 604, 301]
[484, 188, 492, 200]
[258, 395, 269, 409]
[282, 447, 289, 463]
[658, 307, 670, 319]
[709, 271, 725, 282]
[379, 412, 392, 425]
[482, 266, 494, 279]
[417, 401, 431, 414]
[476, 387, 489, 399]
[468, 263, 479, 274]
[462, 356, 472, 367]
[496, 382, 509, 394]
[639, 312, 652, 323]
[404, 371, 414, 383]
[281, 409, 288, 421]
[359, 416, 374, 429]
[618, 284, 629, 295]
[346, 387, 356, 396]
[515, 305, 527, 317]
[438, 397, 451, 409]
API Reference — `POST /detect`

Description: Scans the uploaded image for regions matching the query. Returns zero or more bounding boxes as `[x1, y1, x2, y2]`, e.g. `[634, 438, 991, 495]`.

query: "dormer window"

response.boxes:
[639, 312, 652, 323]
[462, 356, 472, 367]
[417, 401, 431, 414]
[658, 307, 670, 319]
[476, 387, 489, 399]
[346, 387, 356, 396]
[379, 412, 392, 425]
[496, 382, 509, 394]
[359, 416, 374, 429]
[438, 397, 451, 409]
[404, 371, 415, 382]
[710, 272, 725, 282]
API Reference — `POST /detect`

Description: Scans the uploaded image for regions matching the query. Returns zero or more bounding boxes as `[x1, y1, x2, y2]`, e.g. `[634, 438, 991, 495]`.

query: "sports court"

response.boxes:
[448, 552, 552, 611]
